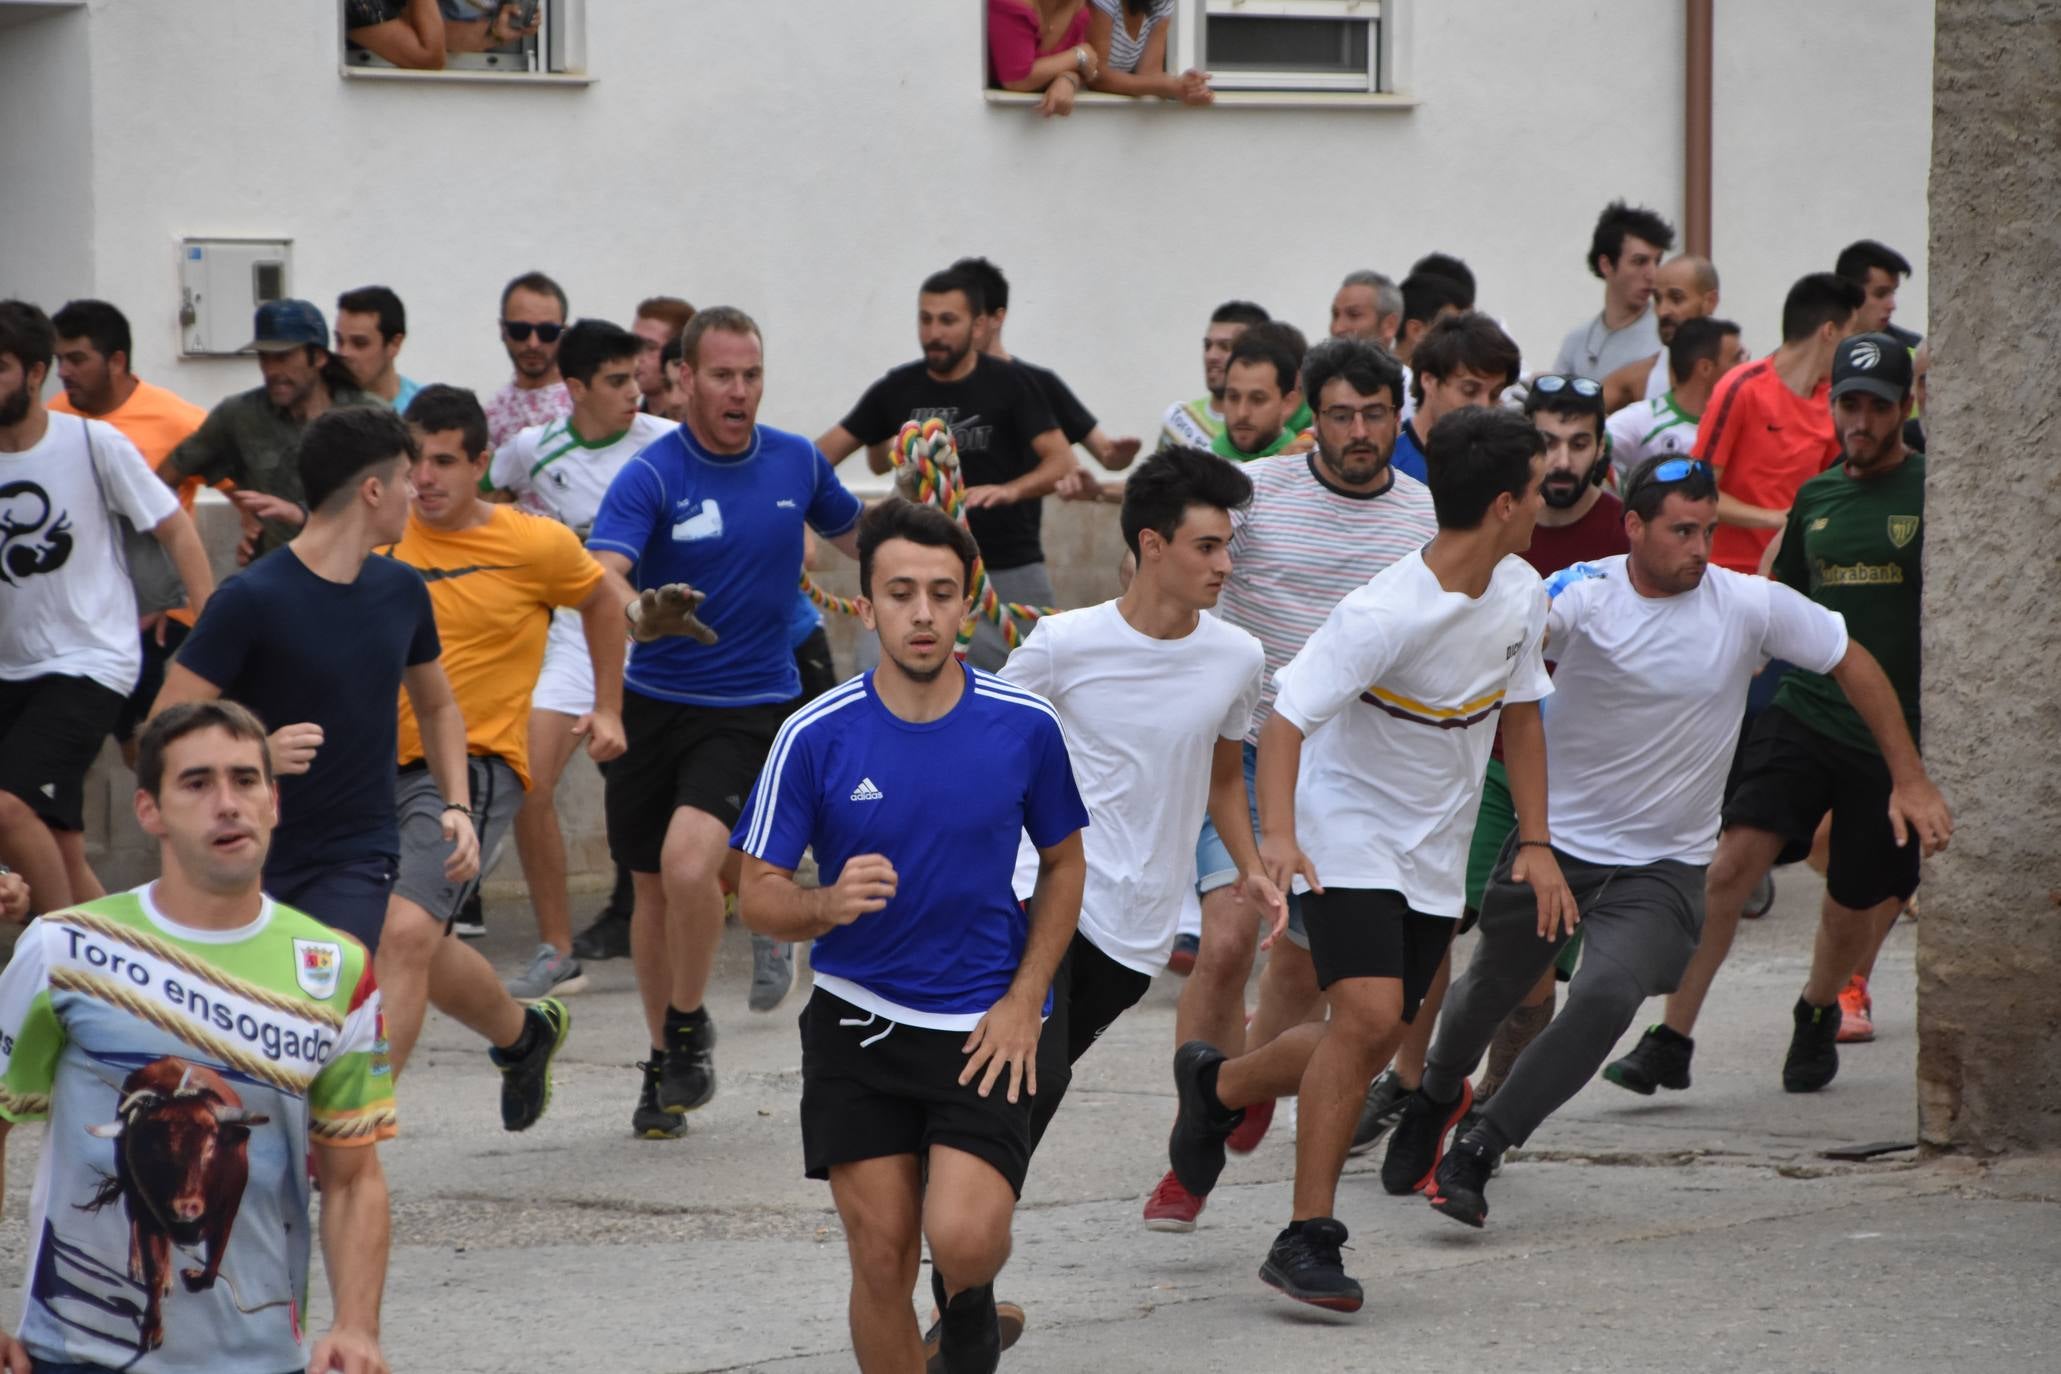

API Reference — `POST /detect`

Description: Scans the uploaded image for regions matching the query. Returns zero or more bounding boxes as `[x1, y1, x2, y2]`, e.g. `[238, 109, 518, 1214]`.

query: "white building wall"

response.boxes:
[6, 0, 1930, 453]
[0, 3, 95, 306]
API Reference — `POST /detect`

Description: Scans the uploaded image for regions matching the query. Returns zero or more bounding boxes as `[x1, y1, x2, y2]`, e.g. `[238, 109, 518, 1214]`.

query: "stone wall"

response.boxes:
[1915, 0, 2061, 1151]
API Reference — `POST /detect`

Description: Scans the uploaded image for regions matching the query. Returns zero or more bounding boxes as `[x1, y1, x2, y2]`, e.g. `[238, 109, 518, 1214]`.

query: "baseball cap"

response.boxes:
[1830, 332, 1913, 404]
[247, 298, 328, 353]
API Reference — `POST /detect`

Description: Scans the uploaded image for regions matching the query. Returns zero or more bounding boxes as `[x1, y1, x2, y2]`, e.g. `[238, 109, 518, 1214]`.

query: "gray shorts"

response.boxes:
[392, 757, 523, 925]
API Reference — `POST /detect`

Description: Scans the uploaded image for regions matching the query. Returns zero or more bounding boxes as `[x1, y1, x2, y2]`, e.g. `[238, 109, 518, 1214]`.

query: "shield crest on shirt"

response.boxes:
[294, 938, 342, 998]
[1887, 515, 1920, 549]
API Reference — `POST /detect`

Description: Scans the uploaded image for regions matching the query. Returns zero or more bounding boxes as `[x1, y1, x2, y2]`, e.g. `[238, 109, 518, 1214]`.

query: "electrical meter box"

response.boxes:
[179, 238, 292, 355]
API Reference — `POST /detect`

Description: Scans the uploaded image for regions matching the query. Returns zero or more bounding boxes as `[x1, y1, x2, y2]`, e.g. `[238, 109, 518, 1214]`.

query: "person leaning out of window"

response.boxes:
[988, 0, 1098, 118]
[1087, 0, 1212, 105]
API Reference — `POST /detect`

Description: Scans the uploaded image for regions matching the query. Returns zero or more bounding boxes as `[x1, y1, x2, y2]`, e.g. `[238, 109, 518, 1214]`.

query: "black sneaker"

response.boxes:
[488, 997, 569, 1132]
[1258, 1218, 1363, 1312]
[632, 1056, 684, 1139]
[660, 1007, 717, 1113]
[1427, 1129, 1499, 1228]
[1782, 997, 1842, 1093]
[927, 1282, 1002, 1374]
[921, 1269, 1026, 1373]
[571, 907, 632, 962]
[1168, 1041, 1242, 1199]
[1347, 1067, 1409, 1157]
[1379, 1079, 1474, 1196]
[1602, 1025, 1694, 1095]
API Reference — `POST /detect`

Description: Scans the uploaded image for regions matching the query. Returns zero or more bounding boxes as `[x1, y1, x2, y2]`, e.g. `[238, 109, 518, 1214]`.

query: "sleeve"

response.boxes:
[1542, 563, 1605, 647]
[402, 571, 441, 667]
[995, 616, 1058, 698]
[730, 721, 821, 870]
[1550, 327, 1579, 379]
[805, 448, 864, 538]
[172, 577, 256, 690]
[164, 400, 240, 483]
[1219, 643, 1265, 741]
[1032, 367, 1097, 445]
[1604, 404, 1644, 477]
[585, 454, 666, 569]
[540, 520, 605, 609]
[1271, 590, 1399, 736]
[1692, 367, 1750, 472]
[837, 376, 901, 446]
[1157, 404, 1185, 454]
[487, 432, 530, 496]
[987, 0, 1041, 83]
[307, 961, 398, 1147]
[0, 925, 63, 1124]
[1504, 584, 1555, 706]
[90, 423, 181, 530]
[1760, 580, 1849, 675]
[1007, 362, 1060, 440]
[1020, 711, 1090, 850]
[1769, 501, 1811, 595]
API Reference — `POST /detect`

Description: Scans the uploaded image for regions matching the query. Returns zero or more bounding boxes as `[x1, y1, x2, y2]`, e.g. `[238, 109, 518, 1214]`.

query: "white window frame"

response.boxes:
[340, 0, 590, 85]
[1171, 0, 1409, 97]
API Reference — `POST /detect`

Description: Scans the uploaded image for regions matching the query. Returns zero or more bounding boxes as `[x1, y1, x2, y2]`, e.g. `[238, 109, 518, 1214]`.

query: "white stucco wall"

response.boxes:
[4, 0, 1930, 452]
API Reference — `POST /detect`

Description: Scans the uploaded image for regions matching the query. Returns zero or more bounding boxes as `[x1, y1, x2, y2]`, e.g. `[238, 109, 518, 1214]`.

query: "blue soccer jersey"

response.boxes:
[731, 666, 1089, 1027]
[586, 422, 861, 707]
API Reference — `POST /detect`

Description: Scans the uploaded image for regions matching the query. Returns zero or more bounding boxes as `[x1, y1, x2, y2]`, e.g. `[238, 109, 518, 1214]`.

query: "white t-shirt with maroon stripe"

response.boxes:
[1213, 453, 1439, 743]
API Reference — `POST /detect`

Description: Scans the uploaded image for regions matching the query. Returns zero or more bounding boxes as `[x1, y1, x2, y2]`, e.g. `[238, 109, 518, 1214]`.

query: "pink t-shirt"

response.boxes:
[988, 0, 1092, 85]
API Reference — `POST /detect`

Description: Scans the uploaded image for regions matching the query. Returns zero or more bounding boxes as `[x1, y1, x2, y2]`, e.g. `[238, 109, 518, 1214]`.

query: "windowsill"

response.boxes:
[340, 64, 594, 87]
[982, 87, 1417, 111]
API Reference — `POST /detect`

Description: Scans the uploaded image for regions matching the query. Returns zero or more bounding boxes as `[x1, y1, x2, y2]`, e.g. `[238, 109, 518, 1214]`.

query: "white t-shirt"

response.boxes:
[1605, 393, 1700, 482]
[0, 414, 178, 694]
[490, 412, 676, 536]
[1541, 556, 1849, 867]
[1644, 352, 1670, 399]
[1272, 550, 1552, 917]
[1004, 600, 1265, 974]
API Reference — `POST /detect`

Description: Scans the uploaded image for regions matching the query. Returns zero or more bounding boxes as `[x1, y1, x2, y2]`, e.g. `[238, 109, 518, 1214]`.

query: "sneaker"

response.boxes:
[1742, 871, 1776, 919]
[1166, 932, 1199, 977]
[1836, 975, 1875, 1043]
[632, 1056, 684, 1139]
[1168, 1041, 1242, 1198]
[748, 932, 796, 1013]
[451, 889, 487, 939]
[1427, 1130, 1499, 1228]
[1451, 1101, 1504, 1178]
[1782, 996, 1842, 1093]
[1142, 1169, 1205, 1232]
[660, 1008, 717, 1113]
[1347, 1067, 1410, 1157]
[1379, 1079, 1473, 1197]
[505, 944, 590, 1001]
[570, 907, 632, 962]
[1258, 1218, 1363, 1313]
[1602, 1025, 1694, 1095]
[488, 997, 568, 1132]
[921, 1271, 1024, 1373]
[1226, 1097, 1274, 1155]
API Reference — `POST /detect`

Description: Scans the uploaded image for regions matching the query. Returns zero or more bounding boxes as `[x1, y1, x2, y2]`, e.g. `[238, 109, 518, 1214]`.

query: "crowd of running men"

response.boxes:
[0, 198, 1951, 1373]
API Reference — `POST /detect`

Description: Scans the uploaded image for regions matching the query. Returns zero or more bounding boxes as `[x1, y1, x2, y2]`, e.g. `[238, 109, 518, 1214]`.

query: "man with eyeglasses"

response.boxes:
[486, 270, 573, 451]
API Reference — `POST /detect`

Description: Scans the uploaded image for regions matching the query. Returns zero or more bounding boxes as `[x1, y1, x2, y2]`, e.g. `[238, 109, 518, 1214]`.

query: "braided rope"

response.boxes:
[50, 966, 314, 1097]
[49, 910, 345, 1029]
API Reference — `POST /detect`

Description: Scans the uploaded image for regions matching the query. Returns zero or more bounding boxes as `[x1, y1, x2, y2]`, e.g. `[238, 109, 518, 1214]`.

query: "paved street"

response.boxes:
[6, 872, 2056, 1372]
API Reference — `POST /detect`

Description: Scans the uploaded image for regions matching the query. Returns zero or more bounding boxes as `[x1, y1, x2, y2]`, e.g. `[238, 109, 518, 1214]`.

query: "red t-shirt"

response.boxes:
[987, 0, 1092, 84]
[1694, 358, 1841, 573]
[1493, 489, 1628, 761]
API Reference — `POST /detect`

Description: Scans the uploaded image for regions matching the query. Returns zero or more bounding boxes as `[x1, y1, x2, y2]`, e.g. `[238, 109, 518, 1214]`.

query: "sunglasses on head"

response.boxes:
[1630, 458, 1713, 497]
[501, 321, 564, 344]
[1531, 374, 1601, 397]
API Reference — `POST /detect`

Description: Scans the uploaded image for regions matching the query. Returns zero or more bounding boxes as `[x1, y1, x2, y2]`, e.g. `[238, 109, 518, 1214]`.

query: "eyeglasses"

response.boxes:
[1319, 404, 1395, 429]
[501, 321, 564, 344]
[1531, 374, 1601, 397]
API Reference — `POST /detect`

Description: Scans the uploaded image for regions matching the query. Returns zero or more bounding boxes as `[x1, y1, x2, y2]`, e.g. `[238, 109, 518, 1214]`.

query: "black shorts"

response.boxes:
[605, 689, 791, 873]
[799, 986, 1034, 1197]
[793, 625, 839, 704]
[0, 675, 127, 831]
[1722, 704, 1920, 909]
[1299, 887, 1456, 1020]
[1028, 929, 1153, 1151]
[111, 621, 191, 746]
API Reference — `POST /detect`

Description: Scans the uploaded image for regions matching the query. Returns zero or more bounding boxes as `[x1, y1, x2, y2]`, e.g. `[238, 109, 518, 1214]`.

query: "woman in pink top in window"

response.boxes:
[987, 0, 1098, 118]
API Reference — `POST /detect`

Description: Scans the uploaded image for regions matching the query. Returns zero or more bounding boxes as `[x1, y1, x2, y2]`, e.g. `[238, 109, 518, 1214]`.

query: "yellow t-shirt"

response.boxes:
[387, 504, 605, 789]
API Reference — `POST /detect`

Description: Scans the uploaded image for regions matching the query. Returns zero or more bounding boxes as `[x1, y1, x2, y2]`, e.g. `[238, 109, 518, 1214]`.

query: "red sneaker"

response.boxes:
[1142, 1170, 1205, 1232]
[1836, 975, 1875, 1043]
[1226, 1097, 1274, 1154]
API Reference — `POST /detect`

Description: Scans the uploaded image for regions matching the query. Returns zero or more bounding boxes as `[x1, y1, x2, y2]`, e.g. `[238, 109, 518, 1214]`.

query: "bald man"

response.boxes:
[1602, 256, 1720, 413]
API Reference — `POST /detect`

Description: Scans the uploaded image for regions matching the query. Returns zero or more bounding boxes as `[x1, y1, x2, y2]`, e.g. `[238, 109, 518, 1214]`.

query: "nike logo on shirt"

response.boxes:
[416, 563, 522, 583]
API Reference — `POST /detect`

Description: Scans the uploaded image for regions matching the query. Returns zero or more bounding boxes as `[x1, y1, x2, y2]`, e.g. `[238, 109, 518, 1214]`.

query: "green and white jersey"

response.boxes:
[0, 887, 396, 1374]
[488, 411, 676, 537]
[1158, 397, 1224, 453]
[1605, 391, 1700, 482]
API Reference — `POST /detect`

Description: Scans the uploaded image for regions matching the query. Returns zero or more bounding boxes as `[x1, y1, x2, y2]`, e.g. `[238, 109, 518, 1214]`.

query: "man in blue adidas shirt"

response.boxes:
[585, 306, 864, 1137]
[732, 498, 1088, 1374]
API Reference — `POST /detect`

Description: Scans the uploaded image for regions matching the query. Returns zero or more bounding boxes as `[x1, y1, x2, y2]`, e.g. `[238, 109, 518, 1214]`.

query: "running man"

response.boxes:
[0, 701, 395, 1374]
[732, 499, 1088, 1374]
[1603, 316, 1745, 480]
[1166, 407, 1574, 1312]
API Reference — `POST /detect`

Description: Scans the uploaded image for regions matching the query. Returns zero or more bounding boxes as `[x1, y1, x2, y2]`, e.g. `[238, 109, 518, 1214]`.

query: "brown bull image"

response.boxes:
[81, 1057, 269, 1352]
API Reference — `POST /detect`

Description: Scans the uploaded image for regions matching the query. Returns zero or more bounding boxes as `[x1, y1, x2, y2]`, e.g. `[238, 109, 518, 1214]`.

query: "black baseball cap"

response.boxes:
[1830, 332, 1914, 404]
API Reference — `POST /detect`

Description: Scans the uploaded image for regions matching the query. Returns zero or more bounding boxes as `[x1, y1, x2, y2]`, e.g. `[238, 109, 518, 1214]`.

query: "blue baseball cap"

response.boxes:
[247, 298, 328, 353]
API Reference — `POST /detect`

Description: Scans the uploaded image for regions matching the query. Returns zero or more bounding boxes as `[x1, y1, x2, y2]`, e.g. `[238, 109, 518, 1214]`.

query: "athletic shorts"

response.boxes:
[531, 609, 618, 718]
[266, 854, 397, 954]
[0, 675, 127, 832]
[605, 690, 790, 873]
[799, 986, 1034, 1196]
[1298, 887, 1456, 1020]
[112, 621, 191, 746]
[1193, 740, 1308, 946]
[391, 757, 524, 926]
[1028, 929, 1154, 1151]
[1723, 704, 1921, 909]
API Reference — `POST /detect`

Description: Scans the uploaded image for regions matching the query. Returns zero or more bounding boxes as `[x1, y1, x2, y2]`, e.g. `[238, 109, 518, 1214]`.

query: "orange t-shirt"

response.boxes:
[1693, 358, 1841, 573]
[386, 504, 605, 789]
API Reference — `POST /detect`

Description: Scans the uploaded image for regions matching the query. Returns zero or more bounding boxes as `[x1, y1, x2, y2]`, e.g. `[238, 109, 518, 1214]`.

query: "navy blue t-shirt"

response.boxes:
[173, 546, 439, 873]
[1392, 419, 1429, 483]
[587, 422, 861, 708]
[731, 666, 1089, 1025]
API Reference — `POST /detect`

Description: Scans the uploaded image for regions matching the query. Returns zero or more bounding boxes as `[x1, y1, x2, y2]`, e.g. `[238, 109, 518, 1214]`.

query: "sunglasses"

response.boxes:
[1630, 458, 1714, 498]
[1531, 374, 1601, 397]
[501, 320, 564, 344]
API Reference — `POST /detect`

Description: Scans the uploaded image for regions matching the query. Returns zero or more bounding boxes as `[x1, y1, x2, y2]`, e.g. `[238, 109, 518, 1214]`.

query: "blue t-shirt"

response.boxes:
[587, 422, 861, 707]
[731, 666, 1089, 1026]
[1392, 419, 1429, 483]
[787, 588, 824, 650]
[173, 546, 440, 873]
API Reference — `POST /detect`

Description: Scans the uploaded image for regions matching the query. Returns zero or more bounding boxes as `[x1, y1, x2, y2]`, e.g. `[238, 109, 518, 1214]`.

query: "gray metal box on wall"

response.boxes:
[179, 237, 291, 356]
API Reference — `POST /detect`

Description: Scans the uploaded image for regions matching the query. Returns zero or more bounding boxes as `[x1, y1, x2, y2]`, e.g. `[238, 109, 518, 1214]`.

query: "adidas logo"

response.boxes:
[849, 777, 884, 802]
[39, 783, 56, 799]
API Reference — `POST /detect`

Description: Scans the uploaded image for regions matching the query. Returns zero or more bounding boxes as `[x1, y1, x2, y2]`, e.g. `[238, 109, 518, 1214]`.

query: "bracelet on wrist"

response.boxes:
[1515, 838, 1554, 850]
[442, 801, 473, 815]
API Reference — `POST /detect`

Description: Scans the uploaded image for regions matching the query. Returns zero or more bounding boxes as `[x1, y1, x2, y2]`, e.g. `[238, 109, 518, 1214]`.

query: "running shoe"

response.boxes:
[505, 944, 590, 1001]
[1427, 1130, 1500, 1228]
[1347, 1067, 1409, 1157]
[660, 1008, 717, 1113]
[1258, 1218, 1362, 1313]
[1142, 1170, 1205, 1232]
[451, 889, 487, 939]
[1166, 933, 1199, 977]
[1782, 997, 1842, 1093]
[748, 932, 796, 1013]
[571, 906, 632, 962]
[1379, 1079, 1473, 1196]
[488, 997, 568, 1133]
[1602, 1025, 1694, 1095]
[632, 1057, 684, 1139]
[1836, 974, 1875, 1043]
[1226, 1097, 1274, 1154]
[1742, 871, 1776, 919]
[1168, 1041, 1242, 1198]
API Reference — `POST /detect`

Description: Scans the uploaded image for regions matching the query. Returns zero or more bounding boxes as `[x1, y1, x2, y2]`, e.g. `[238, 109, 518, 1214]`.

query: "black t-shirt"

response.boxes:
[174, 546, 440, 874]
[839, 353, 1060, 570]
[1011, 359, 1097, 446]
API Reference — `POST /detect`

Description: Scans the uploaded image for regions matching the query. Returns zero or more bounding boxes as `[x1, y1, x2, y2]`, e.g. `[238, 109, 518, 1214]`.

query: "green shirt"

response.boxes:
[1213, 421, 1302, 463]
[1770, 453, 1925, 753]
[166, 384, 378, 558]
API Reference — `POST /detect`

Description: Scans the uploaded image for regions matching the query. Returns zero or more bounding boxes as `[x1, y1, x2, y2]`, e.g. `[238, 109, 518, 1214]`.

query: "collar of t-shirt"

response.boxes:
[1300, 452, 1398, 503]
[1213, 423, 1298, 462]
[672, 418, 762, 466]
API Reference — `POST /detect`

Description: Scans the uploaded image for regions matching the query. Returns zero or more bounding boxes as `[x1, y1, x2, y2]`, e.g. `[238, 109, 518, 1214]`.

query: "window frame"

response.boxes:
[338, 0, 591, 85]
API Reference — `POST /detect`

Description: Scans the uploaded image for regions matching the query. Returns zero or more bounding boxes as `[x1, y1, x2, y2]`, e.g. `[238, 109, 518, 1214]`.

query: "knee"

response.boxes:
[847, 1225, 921, 1296]
[1565, 966, 1645, 1027]
[375, 904, 441, 968]
[926, 1217, 1011, 1288]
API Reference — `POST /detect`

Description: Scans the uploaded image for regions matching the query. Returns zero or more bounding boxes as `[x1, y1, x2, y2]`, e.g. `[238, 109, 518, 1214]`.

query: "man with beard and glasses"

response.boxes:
[486, 271, 573, 451]
[1598, 254, 1723, 413]
[1160, 300, 1272, 452]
